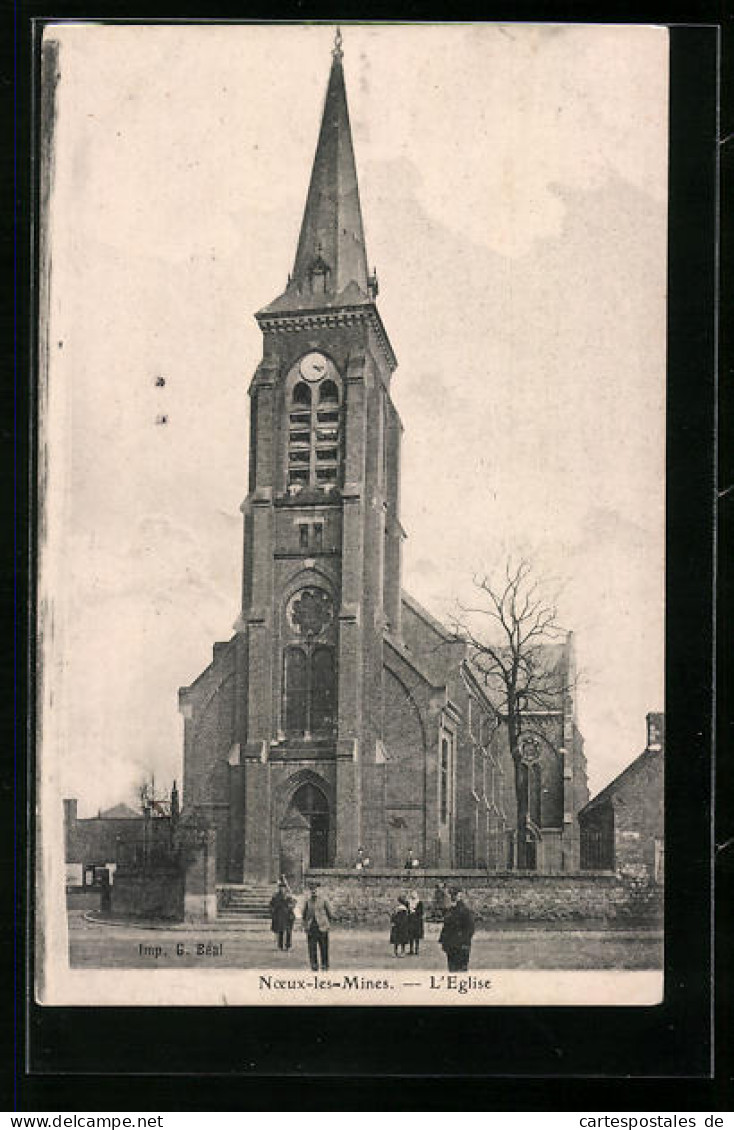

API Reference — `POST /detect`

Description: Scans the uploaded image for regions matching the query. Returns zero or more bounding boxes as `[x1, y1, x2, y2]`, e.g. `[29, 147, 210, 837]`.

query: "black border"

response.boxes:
[10, 10, 723, 1110]
[716, 7, 734, 1121]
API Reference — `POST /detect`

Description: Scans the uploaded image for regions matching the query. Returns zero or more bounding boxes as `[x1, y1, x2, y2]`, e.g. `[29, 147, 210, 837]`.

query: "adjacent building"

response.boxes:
[579, 712, 664, 881]
[64, 786, 180, 888]
[63, 799, 140, 888]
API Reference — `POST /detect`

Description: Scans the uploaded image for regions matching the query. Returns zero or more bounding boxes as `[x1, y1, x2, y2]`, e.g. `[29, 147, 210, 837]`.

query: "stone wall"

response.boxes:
[111, 870, 184, 921]
[305, 869, 663, 926]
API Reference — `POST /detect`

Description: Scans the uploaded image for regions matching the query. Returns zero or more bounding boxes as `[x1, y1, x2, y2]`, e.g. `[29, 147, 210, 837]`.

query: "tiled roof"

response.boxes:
[579, 746, 661, 814]
[98, 803, 140, 820]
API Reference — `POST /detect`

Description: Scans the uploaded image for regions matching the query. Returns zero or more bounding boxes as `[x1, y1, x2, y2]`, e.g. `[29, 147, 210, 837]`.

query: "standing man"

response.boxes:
[269, 879, 296, 951]
[302, 880, 333, 972]
[438, 887, 475, 971]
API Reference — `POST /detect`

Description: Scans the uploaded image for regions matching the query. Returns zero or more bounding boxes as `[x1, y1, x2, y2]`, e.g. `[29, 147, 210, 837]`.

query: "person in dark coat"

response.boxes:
[389, 895, 411, 957]
[438, 887, 475, 971]
[269, 879, 296, 951]
[407, 890, 424, 956]
[434, 881, 452, 920]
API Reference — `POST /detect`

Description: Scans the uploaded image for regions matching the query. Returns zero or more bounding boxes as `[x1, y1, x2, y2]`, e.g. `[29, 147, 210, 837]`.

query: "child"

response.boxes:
[390, 895, 411, 957]
[407, 890, 424, 956]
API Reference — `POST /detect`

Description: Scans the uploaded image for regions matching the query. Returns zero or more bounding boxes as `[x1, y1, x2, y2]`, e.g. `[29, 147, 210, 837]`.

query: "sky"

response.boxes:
[41, 23, 668, 815]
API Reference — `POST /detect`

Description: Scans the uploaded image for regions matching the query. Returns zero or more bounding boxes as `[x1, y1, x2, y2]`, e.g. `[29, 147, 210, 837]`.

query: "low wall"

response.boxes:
[304, 869, 663, 926]
[66, 886, 102, 911]
[111, 870, 184, 921]
[184, 829, 217, 921]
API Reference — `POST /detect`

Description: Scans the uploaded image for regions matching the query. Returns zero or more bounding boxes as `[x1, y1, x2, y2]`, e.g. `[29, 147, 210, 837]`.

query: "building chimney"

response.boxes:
[63, 798, 77, 827]
[646, 712, 664, 752]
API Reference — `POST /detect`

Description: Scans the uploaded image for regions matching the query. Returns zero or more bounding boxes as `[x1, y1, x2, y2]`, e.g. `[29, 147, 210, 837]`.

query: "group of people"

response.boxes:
[389, 892, 424, 957]
[269, 877, 475, 972]
[353, 846, 421, 871]
[269, 878, 334, 971]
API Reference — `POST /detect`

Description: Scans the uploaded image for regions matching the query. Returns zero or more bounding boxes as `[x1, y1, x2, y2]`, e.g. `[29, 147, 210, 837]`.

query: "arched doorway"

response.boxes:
[279, 781, 330, 882]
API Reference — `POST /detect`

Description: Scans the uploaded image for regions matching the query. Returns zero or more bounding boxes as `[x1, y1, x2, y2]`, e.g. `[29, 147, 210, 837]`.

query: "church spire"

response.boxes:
[259, 28, 374, 314]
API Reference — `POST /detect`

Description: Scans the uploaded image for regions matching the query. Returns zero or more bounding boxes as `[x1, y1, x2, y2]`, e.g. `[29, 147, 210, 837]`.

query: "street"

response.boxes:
[68, 912, 662, 971]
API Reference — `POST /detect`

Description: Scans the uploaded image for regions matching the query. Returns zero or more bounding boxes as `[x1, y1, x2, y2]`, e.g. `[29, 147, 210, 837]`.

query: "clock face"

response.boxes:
[299, 352, 329, 383]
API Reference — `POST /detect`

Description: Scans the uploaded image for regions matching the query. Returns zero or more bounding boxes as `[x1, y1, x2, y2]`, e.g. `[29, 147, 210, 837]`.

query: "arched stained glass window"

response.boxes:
[440, 737, 449, 824]
[382, 392, 389, 486]
[529, 762, 542, 826]
[284, 647, 308, 735]
[282, 643, 337, 737]
[311, 646, 336, 733]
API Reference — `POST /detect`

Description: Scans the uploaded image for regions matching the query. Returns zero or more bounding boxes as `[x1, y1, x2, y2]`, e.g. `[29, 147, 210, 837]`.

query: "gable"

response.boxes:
[580, 747, 663, 815]
[99, 803, 139, 820]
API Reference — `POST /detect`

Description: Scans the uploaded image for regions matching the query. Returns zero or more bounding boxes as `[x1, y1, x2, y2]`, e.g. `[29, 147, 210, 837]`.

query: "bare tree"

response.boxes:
[137, 774, 173, 817]
[452, 558, 572, 870]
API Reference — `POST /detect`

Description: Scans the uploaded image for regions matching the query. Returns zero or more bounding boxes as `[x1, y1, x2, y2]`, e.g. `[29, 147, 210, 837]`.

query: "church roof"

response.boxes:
[258, 30, 373, 316]
[401, 590, 456, 643]
[97, 803, 140, 820]
[467, 635, 572, 711]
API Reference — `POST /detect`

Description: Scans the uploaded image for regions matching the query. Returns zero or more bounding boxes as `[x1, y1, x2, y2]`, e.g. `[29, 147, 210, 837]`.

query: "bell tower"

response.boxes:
[227, 29, 404, 879]
[180, 29, 590, 885]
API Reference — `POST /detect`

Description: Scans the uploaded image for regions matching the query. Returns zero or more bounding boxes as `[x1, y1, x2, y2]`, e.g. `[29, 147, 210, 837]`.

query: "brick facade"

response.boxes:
[64, 798, 143, 885]
[579, 713, 664, 881]
[179, 40, 589, 884]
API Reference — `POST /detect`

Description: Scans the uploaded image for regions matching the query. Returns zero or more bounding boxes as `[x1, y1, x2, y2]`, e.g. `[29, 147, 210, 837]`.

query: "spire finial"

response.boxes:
[258, 17, 371, 317]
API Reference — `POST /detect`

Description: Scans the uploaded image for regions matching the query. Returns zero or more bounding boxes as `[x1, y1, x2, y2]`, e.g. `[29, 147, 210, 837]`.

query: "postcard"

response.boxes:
[36, 22, 667, 1007]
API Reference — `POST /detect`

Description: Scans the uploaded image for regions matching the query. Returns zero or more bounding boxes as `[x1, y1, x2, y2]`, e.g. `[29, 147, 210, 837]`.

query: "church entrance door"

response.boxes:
[386, 816, 410, 868]
[281, 782, 330, 873]
[279, 810, 310, 887]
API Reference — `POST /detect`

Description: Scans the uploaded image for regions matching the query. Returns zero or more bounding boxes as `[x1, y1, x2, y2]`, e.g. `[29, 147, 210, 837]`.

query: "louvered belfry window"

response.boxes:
[287, 355, 342, 493]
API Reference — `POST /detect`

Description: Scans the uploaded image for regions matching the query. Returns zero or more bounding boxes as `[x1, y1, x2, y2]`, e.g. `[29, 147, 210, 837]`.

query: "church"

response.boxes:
[179, 31, 589, 884]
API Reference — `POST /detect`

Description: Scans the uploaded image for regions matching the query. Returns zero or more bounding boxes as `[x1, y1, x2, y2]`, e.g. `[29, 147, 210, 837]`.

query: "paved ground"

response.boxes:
[68, 912, 662, 971]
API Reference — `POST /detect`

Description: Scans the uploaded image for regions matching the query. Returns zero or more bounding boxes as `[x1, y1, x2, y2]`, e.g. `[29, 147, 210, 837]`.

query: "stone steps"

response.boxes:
[217, 882, 285, 920]
[224, 891, 273, 899]
[217, 886, 274, 895]
[222, 892, 274, 902]
[219, 908, 273, 917]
